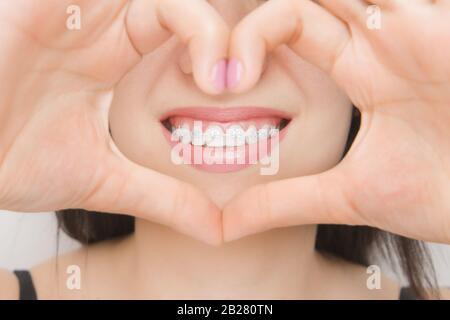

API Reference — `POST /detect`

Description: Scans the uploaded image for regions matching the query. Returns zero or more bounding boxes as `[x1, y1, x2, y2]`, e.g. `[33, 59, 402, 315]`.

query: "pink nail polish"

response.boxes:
[227, 58, 243, 89]
[211, 59, 227, 92]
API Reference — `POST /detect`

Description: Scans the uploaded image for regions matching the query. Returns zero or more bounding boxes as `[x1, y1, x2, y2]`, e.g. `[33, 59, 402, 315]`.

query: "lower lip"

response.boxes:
[160, 108, 291, 173]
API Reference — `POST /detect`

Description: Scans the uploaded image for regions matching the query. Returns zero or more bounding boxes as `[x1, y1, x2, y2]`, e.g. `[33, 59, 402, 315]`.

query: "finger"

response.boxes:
[222, 169, 365, 242]
[367, 0, 430, 8]
[83, 143, 223, 246]
[227, 0, 351, 92]
[366, 0, 401, 8]
[126, 0, 229, 94]
[366, 0, 390, 7]
[317, 0, 369, 25]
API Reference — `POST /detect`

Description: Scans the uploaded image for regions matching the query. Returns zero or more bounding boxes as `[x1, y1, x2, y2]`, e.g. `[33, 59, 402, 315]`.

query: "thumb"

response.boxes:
[222, 168, 363, 242]
[82, 141, 223, 246]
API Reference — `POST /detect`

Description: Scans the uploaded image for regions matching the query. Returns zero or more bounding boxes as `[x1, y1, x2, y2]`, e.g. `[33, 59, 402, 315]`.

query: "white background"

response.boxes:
[1, 210, 449, 287]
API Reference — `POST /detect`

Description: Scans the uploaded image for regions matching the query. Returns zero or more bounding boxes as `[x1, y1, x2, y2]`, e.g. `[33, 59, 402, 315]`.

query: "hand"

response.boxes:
[0, 0, 231, 245]
[223, 0, 450, 243]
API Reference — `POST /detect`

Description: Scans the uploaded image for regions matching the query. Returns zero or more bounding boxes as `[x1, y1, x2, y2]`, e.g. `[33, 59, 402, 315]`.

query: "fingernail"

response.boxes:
[227, 58, 243, 90]
[211, 59, 227, 92]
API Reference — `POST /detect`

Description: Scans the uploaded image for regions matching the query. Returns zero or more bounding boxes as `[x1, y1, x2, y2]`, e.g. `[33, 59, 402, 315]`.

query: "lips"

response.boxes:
[160, 107, 292, 173]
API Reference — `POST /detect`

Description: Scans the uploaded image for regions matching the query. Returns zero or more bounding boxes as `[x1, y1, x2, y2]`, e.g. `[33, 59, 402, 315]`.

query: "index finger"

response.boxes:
[227, 0, 350, 92]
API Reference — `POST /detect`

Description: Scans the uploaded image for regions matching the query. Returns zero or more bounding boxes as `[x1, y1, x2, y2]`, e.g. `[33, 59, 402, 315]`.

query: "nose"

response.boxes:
[177, 0, 265, 84]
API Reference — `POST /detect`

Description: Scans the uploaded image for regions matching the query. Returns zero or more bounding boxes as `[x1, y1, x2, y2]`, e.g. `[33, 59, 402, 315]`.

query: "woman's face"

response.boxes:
[109, 0, 353, 208]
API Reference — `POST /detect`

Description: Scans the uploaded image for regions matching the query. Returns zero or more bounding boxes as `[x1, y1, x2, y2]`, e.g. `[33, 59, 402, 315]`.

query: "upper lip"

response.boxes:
[159, 106, 294, 123]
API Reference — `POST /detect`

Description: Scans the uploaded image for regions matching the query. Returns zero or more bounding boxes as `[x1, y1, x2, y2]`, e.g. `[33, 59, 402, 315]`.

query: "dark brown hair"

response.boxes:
[56, 108, 438, 299]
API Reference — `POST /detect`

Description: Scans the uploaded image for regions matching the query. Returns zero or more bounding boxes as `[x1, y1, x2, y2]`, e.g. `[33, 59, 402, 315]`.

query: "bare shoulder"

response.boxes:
[30, 246, 87, 299]
[30, 244, 103, 299]
[320, 253, 450, 300]
[0, 248, 93, 300]
[317, 252, 401, 300]
[0, 268, 19, 300]
[346, 262, 400, 300]
[30, 238, 126, 299]
[437, 288, 450, 300]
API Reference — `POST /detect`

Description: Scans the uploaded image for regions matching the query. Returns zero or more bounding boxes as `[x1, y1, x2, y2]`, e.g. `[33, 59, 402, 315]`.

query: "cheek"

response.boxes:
[109, 54, 171, 170]
[275, 47, 353, 176]
[280, 104, 353, 178]
[109, 40, 184, 171]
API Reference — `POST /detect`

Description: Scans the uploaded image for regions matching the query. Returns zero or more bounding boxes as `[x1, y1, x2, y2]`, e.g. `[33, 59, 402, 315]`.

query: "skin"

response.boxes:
[223, 0, 450, 244]
[0, 0, 228, 245]
[0, 0, 449, 299]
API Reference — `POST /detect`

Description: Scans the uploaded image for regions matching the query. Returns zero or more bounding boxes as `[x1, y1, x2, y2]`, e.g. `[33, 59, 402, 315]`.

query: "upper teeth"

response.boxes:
[191, 121, 204, 146]
[203, 125, 224, 147]
[171, 125, 191, 144]
[226, 125, 246, 147]
[171, 124, 279, 147]
[246, 125, 258, 145]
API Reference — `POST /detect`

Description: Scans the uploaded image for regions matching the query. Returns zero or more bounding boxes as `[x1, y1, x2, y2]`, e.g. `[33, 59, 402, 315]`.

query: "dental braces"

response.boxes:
[171, 124, 280, 147]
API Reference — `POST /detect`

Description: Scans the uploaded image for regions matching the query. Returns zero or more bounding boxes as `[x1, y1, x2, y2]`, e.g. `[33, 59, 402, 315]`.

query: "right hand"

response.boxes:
[0, 0, 230, 245]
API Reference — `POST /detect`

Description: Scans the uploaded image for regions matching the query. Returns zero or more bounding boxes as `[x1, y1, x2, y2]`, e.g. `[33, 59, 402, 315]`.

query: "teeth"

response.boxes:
[258, 125, 278, 141]
[204, 125, 225, 147]
[171, 125, 191, 144]
[191, 121, 204, 146]
[225, 125, 246, 147]
[258, 126, 270, 140]
[269, 127, 279, 137]
[171, 123, 280, 146]
[245, 125, 258, 145]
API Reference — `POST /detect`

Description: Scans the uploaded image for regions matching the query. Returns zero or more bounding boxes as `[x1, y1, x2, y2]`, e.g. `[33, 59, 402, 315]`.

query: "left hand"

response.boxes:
[223, 0, 450, 243]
